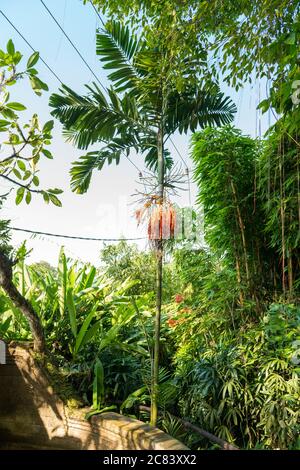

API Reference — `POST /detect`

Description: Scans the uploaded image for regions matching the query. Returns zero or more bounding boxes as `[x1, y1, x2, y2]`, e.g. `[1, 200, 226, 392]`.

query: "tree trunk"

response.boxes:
[0, 249, 45, 353]
[150, 125, 164, 426]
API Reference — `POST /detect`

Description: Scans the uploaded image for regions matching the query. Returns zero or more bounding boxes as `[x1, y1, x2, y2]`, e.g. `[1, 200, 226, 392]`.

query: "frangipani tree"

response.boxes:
[49, 20, 236, 424]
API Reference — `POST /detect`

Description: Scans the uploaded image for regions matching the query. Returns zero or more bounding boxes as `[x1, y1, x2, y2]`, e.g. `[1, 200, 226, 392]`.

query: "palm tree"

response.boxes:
[50, 20, 236, 425]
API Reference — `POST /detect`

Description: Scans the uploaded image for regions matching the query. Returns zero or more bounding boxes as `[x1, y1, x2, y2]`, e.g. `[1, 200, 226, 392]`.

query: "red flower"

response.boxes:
[175, 294, 184, 303]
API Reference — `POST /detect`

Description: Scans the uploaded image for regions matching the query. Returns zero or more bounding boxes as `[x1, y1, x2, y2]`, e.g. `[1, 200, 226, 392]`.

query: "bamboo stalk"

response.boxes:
[279, 140, 286, 294]
[230, 178, 251, 289]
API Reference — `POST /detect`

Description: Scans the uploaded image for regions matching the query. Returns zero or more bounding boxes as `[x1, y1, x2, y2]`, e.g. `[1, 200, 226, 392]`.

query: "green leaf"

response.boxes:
[0, 316, 13, 335]
[79, 321, 101, 350]
[85, 267, 96, 288]
[15, 187, 25, 205]
[6, 102, 27, 111]
[30, 76, 49, 94]
[13, 168, 22, 179]
[42, 120, 54, 133]
[13, 51, 22, 65]
[285, 32, 296, 45]
[58, 247, 67, 316]
[41, 149, 53, 159]
[258, 99, 270, 114]
[92, 358, 104, 409]
[1, 108, 17, 120]
[74, 304, 98, 355]
[0, 119, 10, 128]
[49, 194, 62, 207]
[85, 405, 117, 420]
[27, 68, 38, 76]
[48, 188, 63, 194]
[6, 80, 16, 87]
[7, 39, 15, 55]
[23, 170, 32, 180]
[96, 21, 142, 92]
[66, 288, 77, 338]
[25, 191, 32, 204]
[27, 51, 39, 69]
[32, 175, 40, 186]
[43, 192, 50, 203]
[9, 133, 21, 145]
[17, 160, 26, 171]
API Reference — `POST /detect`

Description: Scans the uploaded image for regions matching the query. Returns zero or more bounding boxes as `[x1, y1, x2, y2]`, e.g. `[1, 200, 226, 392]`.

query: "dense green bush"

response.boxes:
[171, 303, 300, 449]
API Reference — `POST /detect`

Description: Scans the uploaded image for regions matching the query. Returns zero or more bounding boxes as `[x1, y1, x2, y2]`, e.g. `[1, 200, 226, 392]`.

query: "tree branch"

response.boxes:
[0, 173, 41, 193]
[0, 249, 45, 353]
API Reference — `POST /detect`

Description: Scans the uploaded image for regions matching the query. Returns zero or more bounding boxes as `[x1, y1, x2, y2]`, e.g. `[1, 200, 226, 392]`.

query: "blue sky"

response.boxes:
[0, 0, 273, 265]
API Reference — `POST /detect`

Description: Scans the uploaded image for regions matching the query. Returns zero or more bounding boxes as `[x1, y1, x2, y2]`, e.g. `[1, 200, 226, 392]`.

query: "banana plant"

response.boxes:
[66, 287, 102, 360]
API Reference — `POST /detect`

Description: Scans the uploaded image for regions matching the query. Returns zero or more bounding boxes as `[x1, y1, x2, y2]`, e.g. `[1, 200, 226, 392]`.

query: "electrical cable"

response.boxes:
[39, 0, 104, 88]
[11, 226, 147, 241]
[0, 9, 63, 84]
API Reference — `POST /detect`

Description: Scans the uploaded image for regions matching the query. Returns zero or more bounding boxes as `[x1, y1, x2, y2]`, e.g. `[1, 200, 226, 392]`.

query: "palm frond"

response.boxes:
[144, 147, 173, 172]
[166, 90, 237, 134]
[49, 20, 237, 193]
[50, 83, 152, 150]
[96, 21, 144, 92]
[70, 148, 121, 194]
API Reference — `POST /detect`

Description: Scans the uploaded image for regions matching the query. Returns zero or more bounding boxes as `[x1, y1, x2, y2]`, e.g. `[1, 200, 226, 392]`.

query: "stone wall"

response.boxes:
[0, 341, 187, 450]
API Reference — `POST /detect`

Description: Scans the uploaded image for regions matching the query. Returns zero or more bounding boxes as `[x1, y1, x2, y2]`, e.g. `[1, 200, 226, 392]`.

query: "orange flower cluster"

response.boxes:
[180, 307, 192, 313]
[148, 204, 176, 240]
[167, 316, 187, 328]
[167, 318, 179, 328]
[135, 199, 177, 241]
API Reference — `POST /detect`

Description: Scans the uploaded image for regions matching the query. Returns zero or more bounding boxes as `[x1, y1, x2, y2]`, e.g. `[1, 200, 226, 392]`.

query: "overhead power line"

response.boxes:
[40, 0, 144, 175]
[169, 137, 189, 168]
[90, 1, 105, 27]
[39, 0, 104, 88]
[168, 137, 192, 205]
[11, 227, 147, 242]
[0, 9, 63, 84]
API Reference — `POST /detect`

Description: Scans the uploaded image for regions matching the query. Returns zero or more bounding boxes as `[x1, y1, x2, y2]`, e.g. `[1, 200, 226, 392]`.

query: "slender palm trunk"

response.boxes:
[150, 126, 164, 426]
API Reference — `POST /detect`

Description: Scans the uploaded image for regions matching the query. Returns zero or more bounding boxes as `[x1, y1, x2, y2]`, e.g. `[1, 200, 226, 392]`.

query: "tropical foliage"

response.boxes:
[49, 17, 236, 425]
[0, 0, 299, 452]
[0, 40, 62, 206]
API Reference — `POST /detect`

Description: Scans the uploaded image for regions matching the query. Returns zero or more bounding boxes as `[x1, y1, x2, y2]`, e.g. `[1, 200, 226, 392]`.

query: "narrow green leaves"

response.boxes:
[27, 51, 40, 69]
[92, 359, 105, 409]
[66, 288, 77, 338]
